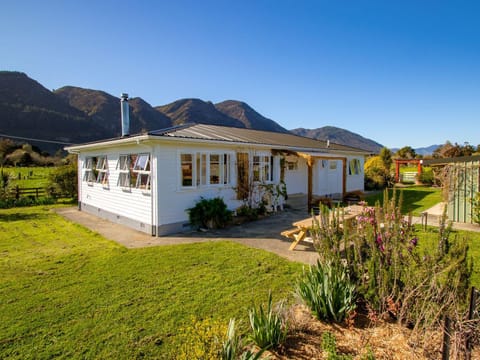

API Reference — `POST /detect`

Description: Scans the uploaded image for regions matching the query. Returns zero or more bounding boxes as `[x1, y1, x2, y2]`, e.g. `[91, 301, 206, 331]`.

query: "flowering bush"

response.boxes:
[310, 190, 472, 334]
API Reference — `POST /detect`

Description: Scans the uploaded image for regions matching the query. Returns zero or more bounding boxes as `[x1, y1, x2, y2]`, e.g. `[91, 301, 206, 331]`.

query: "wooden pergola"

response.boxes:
[394, 159, 422, 183]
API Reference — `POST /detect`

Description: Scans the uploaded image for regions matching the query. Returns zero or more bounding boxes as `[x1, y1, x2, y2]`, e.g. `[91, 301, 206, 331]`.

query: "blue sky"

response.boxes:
[1, 0, 479, 148]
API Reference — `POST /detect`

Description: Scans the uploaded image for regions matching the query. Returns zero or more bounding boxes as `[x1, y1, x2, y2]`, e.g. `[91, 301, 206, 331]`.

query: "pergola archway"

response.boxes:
[394, 159, 422, 183]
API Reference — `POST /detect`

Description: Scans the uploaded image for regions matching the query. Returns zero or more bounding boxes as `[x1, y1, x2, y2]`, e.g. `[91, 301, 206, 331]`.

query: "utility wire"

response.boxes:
[0, 133, 73, 145]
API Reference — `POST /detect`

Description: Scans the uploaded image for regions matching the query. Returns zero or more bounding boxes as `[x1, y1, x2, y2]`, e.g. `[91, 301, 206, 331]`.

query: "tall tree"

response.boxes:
[395, 146, 416, 159]
[379, 147, 393, 171]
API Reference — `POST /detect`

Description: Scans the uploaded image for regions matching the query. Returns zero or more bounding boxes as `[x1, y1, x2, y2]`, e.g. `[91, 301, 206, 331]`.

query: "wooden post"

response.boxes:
[441, 315, 451, 360]
[465, 287, 478, 360]
[15, 185, 20, 200]
[395, 160, 400, 183]
[307, 157, 313, 212]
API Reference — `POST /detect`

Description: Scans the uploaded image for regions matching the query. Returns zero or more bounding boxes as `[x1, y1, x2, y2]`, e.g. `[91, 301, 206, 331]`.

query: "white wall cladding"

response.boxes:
[284, 155, 307, 194]
[155, 143, 247, 226]
[346, 155, 365, 193]
[78, 145, 153, 226]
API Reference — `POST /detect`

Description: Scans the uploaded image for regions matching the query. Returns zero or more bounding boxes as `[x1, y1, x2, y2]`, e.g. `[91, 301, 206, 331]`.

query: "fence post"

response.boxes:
[442, 315, 451, 360]
[15, 185, 20, 200]
[465, 287, 478, 360]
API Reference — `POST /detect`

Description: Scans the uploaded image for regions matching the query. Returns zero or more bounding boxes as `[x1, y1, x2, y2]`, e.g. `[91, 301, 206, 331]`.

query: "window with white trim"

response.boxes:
[180, 152, 232, 188]
[181, 153, 194, 187]
[286, 161, 298, 171]
[253, 155, 272, 182]
[133, 153, 151, 190]
[117, 155, 131, 187]
[95, 156, 108, 184]
[117, 153, 151, 190]
[349, 159, 362, 175]
[83, 157, 97, 183]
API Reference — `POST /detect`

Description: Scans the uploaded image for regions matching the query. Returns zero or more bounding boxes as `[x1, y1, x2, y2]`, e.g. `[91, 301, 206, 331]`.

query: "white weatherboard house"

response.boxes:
[66, 95, 369, 236]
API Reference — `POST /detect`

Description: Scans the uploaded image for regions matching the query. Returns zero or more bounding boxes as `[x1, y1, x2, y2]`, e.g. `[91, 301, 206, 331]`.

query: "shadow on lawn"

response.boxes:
[0, 212, 49, 222]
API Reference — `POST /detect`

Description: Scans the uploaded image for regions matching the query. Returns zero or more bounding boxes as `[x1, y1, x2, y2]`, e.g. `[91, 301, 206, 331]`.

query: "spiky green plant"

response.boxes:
[248, 292, 287, 350]
[296, 260, 356, 323]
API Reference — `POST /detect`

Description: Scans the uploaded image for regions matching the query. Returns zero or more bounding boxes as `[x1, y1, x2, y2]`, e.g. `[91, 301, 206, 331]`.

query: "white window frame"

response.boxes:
[117, 155, 131, 188]
[349, 158, 362, 175]
[286, 161, 298, 171]
[180, 152, 232, 189]
[116, 153, 151, 190]
[253, 154, 272, 183]
[180, 153, 195, 188]
[95, 156, 109, 185]
[133, 153, 151, 190]
[83, 156, 97, 183]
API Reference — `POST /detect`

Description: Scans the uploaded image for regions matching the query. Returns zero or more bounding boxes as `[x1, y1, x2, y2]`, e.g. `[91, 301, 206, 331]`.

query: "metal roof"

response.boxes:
[422, 155, 480, 166]
[148, 123, 370, 154]
[66, 123, 371, 154]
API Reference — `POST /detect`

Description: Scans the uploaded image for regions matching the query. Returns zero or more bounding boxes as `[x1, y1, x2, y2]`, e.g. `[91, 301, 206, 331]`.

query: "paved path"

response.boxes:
[409, 202, 480, 232]
[55, 207, 321, 265]
[55, 202, 480, 267]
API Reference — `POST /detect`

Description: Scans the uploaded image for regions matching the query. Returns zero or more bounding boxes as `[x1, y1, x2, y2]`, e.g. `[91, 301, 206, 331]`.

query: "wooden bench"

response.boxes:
[281, 228, 299, 238]
[281, 228, 308, 250]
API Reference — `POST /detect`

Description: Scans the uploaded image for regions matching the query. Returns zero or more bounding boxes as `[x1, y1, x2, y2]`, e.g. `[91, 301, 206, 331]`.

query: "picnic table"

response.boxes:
[282, 205, 364, 251]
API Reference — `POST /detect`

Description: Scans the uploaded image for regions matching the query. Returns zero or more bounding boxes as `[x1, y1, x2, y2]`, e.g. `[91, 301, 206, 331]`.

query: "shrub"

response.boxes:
[417, 166, 434, 185]
[248, 292, 287, 350]
[187, 197, 232, 229]
[175, 317, 227, 360]
[47, 162, 78, 199]
[296, 260, 356, 323]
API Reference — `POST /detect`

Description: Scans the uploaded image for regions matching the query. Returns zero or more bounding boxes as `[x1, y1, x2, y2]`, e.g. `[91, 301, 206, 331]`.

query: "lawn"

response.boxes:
[2, 166, 54, 188]
[414, 226, 480, 288]
[365, 185, 442, 216]
[0, 206, 302, 359]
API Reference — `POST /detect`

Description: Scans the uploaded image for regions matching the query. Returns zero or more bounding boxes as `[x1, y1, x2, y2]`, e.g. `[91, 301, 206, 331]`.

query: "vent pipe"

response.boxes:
[120, 93, 130, 137]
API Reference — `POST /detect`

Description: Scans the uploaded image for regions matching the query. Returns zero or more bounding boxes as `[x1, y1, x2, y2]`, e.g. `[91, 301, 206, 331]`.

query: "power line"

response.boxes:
[0, 133, 73, 145]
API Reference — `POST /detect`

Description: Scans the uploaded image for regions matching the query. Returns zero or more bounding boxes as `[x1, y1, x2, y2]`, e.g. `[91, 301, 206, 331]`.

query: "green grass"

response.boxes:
[365, 186, 442, 216]
[2, 166, 54, 188]
[415, 226, 480, 288]
[0, 206, 302, 359]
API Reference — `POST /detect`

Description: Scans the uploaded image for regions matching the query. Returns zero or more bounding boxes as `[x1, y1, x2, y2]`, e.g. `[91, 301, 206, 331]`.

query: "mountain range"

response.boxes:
[1, 71, 386, 154]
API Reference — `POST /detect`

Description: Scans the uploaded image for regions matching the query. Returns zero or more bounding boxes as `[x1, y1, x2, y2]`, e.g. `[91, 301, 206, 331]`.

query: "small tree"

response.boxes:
[47, 161, 78, 199]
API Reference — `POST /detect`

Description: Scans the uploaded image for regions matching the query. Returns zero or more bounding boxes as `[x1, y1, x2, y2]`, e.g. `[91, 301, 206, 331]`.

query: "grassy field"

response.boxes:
[414, 226, 480, 287]
[365, 186, 443, 216]
[2, 167, 54, 188]
[0, 206, 302, 359]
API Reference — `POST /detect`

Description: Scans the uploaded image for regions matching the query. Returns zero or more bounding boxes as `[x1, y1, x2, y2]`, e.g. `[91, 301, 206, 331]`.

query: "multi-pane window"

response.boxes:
[117, 153, 151, 190]
[209, 154, 220, 184]
[83, 157, 97, 183]
[253, 155, 272, 182]
[133, 154, 151, 190]
[117, 155, 131, 187]
[96, 156, 108, 184]
[181, 154, 194, 187]
[180, 152, 231, 188]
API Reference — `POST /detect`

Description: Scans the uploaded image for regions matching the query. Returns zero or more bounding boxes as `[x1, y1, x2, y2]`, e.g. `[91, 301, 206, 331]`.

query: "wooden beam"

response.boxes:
[307, 157, 313, 212]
